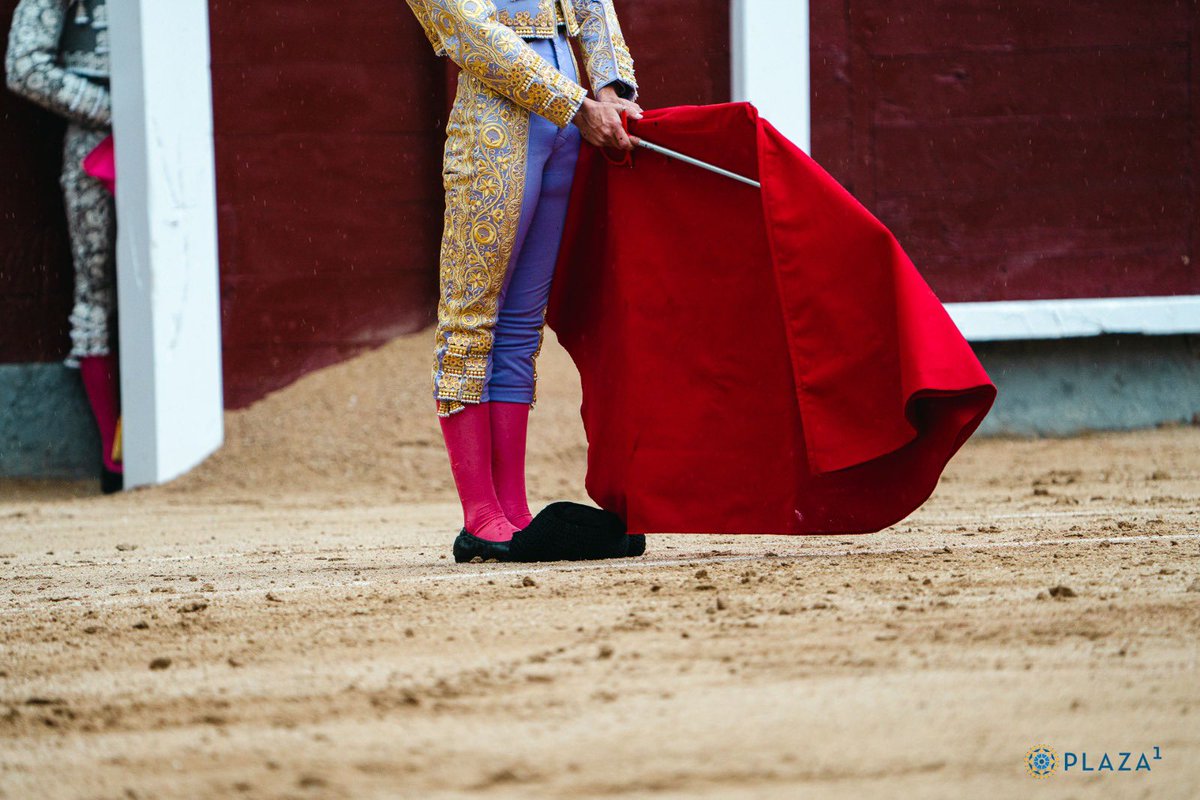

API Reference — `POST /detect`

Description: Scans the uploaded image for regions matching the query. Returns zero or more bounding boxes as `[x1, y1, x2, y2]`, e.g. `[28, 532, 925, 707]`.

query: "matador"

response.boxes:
[404, 0, 641, 560]
[6, 0, 122, 492]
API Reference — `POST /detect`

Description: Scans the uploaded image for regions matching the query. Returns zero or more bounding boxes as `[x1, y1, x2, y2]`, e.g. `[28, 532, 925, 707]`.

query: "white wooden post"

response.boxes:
[107, 0, 224, 487]
[731, 0, 811, 153]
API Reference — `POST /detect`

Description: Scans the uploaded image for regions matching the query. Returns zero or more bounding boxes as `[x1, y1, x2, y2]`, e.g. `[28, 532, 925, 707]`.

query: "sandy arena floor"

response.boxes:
[2, 332, 1199, 799]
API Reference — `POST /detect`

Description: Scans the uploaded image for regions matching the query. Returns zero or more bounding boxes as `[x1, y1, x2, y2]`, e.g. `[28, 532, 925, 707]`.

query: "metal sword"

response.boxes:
[635, 138, 762, 189]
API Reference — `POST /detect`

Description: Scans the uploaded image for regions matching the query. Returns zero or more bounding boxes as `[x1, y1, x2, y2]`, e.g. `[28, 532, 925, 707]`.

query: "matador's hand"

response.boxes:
[596, 85, 644, 119]
[573, 97, 639, 151]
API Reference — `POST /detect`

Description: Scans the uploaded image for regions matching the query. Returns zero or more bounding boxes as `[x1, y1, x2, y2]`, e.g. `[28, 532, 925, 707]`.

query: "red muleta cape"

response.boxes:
[547, 103, 996, 535]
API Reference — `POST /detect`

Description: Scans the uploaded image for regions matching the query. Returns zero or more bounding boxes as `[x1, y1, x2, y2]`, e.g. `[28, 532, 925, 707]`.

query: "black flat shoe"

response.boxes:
[452, 529, 513, 563]
[100, 469, 123, 495]
[510, 502, 640, 562]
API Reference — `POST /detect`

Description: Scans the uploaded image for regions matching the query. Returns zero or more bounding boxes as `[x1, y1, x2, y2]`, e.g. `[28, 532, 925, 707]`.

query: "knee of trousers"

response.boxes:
[488, 335, 540, 396]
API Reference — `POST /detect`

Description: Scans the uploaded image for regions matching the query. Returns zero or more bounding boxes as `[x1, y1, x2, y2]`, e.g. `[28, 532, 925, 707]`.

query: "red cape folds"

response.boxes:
[547, 103, 996, 535]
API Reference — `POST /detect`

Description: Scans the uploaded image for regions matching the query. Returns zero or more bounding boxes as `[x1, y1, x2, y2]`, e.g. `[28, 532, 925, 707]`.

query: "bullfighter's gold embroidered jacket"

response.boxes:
[406, 0, 638, 128]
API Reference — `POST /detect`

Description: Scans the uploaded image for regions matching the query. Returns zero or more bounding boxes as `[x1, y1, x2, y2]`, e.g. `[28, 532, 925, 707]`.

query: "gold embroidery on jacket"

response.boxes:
[493, 0, 578, 37]
[432, 71, 531, 417]
[409, 0, 567, 45]
[406, 0, 585, 128]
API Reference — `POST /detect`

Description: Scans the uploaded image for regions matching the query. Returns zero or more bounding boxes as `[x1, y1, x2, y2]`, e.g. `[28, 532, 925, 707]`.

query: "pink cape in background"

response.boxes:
[82, 134, 115, 194]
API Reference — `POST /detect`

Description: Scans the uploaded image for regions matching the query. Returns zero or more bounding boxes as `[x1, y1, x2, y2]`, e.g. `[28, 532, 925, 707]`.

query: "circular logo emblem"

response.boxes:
[1025, 745, 1058, 778]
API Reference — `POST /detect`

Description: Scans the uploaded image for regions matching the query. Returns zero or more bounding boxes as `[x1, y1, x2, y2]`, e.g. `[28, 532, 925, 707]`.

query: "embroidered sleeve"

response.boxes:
[4, 0, 110, 127]
[569, 0, 637, 101]
[408, 0, 587, 128]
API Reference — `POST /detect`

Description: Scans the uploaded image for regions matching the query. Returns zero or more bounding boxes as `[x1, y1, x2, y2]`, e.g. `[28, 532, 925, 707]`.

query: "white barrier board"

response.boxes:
[109, 0, 224, 487]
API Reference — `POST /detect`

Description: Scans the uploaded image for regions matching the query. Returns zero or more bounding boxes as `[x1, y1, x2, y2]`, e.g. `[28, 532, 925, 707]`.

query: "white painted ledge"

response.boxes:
[109, 0, 224, 487]
[732, 0, 810, 152]
[946, 296, 1200, 342]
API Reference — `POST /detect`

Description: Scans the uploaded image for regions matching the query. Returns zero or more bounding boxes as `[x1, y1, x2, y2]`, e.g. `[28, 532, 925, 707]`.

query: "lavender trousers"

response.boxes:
[481, 31, 583, 405]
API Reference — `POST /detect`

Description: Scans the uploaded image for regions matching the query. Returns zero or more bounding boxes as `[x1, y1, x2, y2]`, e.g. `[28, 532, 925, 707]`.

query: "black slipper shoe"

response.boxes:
[452, 529, 513, 563]
[509, 502, 643, 562]
[100, 468, 123, 495]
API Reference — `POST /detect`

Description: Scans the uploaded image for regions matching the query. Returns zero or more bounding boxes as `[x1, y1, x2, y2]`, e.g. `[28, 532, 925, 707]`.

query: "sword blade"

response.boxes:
[635, 139, 762, 189]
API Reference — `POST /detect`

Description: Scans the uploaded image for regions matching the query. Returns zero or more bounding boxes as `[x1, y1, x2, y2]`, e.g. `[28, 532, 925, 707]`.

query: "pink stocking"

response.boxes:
[438, 402, 517, 542]
[489, 401, 534, 529]
[79, 354, 122, 474]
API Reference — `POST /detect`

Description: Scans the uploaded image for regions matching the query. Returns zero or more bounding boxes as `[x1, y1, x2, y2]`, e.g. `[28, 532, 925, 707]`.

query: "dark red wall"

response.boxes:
[0, 0, 74, 363]
[611, 1, 730, 109]
[811, 0, 1199, 303]
[209, 0, 444, 407]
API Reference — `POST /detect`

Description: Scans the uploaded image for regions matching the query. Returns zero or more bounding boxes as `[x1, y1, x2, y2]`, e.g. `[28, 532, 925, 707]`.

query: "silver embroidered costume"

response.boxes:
[5, 0, 114, 367]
